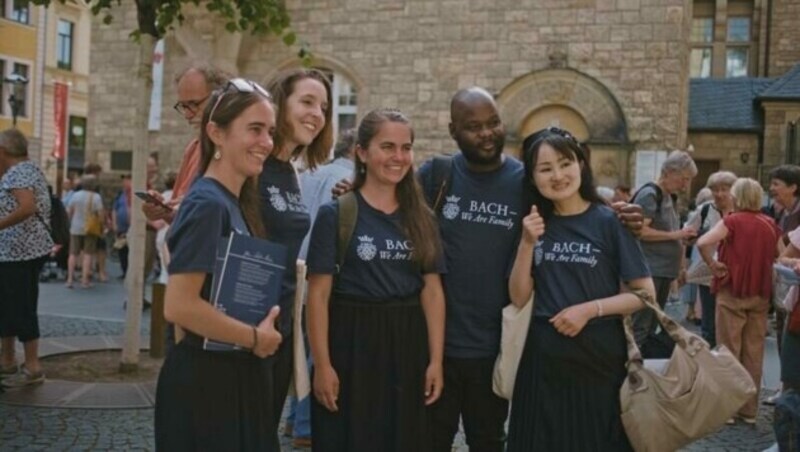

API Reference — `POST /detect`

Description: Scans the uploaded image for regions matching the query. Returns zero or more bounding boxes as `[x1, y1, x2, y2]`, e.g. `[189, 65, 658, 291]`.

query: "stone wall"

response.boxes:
[768, 0, 800, 78]
[762, 101, 800, 170]
[89, 0, 695, 179]
[687, 131, 760, 180]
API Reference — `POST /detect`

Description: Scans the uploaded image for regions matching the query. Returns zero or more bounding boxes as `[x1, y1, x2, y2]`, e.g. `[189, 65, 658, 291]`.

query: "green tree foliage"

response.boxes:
[27, 0, 302, 53]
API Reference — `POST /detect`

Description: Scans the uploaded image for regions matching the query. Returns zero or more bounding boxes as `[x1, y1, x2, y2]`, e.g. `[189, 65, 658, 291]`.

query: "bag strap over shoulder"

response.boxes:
[336, 191, 358, 274]
[429, 154, 453, 212]
[632, 182, 663, 213]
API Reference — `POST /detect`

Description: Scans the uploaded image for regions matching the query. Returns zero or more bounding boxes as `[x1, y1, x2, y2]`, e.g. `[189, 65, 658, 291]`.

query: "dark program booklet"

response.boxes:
[204, 233, 288, 351]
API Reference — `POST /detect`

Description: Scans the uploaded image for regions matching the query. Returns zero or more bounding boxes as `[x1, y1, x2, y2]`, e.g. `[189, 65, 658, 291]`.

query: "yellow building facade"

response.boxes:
[0, 2, 91, 190]
[0, 3, 39, 140]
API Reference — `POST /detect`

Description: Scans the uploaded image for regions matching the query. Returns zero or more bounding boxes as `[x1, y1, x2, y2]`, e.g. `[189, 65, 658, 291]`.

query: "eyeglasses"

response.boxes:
[173, 94, 210, 116]
[208, 78, 272, 122]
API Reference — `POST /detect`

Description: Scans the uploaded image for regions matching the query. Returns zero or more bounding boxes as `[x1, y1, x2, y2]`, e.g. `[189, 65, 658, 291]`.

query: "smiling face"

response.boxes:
[711, 183, 733, 210]
[357, 121, 414, 187]
[449, 96, 505, 167]
[283, 77, 328, 150]
[209, 99, 276, 178]
[770, 178, 798, 208]
[532, 142, 582, 204]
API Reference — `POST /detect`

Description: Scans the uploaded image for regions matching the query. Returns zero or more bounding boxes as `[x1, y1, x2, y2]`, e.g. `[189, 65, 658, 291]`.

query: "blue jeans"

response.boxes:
[699, 285, 716, 348]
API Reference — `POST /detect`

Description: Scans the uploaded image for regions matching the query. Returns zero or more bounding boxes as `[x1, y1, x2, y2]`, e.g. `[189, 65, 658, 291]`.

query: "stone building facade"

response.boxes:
[86, 0, 799, 191]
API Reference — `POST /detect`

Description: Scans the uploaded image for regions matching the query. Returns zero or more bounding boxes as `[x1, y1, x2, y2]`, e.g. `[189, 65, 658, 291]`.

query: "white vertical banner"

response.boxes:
[634, 150, 668, 190]
[148, 39, 165, 131]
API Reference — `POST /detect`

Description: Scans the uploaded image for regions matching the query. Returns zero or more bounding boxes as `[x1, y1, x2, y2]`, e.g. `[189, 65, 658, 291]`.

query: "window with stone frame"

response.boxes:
[690, 16, 713, 78]
[725, 16, 751, 78]
[57, 19, 74, 71]
[691, 0, 758, 78]
[1, 0, 30, 24]
[316, 68, 358, 153]
[0, 58, 31, 119]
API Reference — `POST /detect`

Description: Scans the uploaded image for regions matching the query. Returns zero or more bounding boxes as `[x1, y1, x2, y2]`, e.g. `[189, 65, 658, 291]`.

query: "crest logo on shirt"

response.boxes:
[356, 235, 377, 261]
[442, 195, 461, 220]
[267, 186, 287, 212]
[534, 241, 544, 266]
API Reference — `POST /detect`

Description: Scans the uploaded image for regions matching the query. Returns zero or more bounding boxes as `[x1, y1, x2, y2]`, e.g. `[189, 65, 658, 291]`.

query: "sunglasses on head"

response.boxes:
[208, 78, 272, 121]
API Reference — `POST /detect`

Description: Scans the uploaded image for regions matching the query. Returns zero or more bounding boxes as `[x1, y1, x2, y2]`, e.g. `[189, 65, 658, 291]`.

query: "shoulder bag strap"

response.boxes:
[336, 191, 358, 274]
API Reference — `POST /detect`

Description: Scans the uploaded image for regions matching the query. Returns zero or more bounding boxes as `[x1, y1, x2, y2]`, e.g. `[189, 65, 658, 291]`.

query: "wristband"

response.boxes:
[595, 300, 603, 318]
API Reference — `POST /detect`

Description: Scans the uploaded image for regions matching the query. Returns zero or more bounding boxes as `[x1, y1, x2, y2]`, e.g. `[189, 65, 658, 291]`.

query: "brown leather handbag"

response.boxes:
[619, 289, 757, 452]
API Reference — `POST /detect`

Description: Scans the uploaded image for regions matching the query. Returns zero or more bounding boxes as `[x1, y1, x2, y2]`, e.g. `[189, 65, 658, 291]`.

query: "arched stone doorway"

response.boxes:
[497, 68, 631, 187]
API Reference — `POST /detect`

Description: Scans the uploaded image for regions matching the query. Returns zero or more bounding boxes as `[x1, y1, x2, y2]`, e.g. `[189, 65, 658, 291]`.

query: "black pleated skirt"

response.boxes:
[154, 341, 279, 451]
[507, 316, 633, 452]
[311, 295, 430, 452]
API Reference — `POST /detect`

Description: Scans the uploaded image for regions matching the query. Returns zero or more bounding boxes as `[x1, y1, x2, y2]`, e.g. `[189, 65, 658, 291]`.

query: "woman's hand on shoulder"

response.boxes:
[253, 306, 282, 358]
[424, 361, 444, 406]
[550, 302, 595, 337]
[313, 364, 340, 412]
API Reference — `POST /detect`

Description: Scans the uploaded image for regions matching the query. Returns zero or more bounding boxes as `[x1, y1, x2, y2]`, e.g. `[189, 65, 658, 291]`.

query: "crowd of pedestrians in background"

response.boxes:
[5, 60, 800, 450]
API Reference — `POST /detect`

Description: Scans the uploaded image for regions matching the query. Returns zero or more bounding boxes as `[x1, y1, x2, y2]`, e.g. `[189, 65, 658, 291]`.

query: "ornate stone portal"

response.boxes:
[497, 68, 631, 187]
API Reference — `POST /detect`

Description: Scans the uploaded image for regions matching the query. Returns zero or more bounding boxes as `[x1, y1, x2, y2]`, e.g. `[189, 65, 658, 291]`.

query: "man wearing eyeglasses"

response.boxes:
[142, 62, 229, 223]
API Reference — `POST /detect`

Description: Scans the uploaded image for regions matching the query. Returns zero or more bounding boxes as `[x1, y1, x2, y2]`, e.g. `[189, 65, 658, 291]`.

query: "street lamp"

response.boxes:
[4, 73, 29, 127]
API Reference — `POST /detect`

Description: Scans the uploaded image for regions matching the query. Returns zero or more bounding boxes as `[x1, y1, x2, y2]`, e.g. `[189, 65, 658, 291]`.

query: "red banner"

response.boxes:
[52, 82, 68, 160]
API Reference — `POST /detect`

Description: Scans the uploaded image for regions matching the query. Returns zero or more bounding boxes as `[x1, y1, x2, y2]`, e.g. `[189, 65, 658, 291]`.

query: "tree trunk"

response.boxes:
[120, 33, 157, 372]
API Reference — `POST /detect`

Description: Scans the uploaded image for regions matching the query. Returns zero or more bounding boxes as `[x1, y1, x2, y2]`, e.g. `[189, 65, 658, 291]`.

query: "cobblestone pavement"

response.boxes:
[0, 276, 780, 450]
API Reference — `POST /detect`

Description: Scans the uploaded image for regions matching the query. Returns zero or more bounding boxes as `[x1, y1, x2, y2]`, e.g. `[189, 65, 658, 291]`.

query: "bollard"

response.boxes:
[150, 282, 167, 358]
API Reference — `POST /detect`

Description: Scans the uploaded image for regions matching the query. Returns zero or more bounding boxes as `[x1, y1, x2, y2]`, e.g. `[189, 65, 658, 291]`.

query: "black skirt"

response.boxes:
[507, 316, 633, 452]
[154, 341, 279, 451]
[311, 295, 430, 452]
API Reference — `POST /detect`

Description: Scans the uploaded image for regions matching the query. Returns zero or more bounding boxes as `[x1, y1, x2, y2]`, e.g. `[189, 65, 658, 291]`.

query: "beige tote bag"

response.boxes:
[492, 295, 533, 400]
[620, 289, 757, 452]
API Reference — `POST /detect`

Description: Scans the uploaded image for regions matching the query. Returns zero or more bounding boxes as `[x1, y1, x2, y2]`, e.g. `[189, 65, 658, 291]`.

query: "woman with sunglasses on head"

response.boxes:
[306, 109, 445, 451]
[259, 69, 334, 425]
[155, 79, 284, 450]
[506, 128, 654, 451]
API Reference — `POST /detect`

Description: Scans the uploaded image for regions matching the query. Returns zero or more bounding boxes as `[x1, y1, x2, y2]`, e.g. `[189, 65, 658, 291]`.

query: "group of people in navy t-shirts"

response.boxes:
[152, 64, 652, 452]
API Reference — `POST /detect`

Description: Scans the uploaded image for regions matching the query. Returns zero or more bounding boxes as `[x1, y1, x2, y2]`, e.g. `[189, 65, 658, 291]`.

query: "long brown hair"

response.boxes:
[266, 68, 333, 170]
[199, 84, 270, 238]
[353, 109, 441, 269]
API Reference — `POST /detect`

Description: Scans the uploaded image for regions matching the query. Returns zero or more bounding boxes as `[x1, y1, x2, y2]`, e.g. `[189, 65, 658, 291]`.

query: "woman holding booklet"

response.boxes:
[306, 108, 446, 451]
[154, 78, 283, 450]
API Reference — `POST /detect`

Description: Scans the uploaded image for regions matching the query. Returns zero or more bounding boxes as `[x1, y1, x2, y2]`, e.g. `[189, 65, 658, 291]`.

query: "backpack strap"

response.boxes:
[633, 182, 663, 212]
[699, 202, 712, 230]
[429, 154, 454, 212]
[336, 191, 358, 274]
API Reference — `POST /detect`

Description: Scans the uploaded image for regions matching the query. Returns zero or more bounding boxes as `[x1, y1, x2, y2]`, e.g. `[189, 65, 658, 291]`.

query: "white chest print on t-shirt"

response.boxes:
[442, 196, 516, 230]
[266, 186, 305, 213]
[356, 235, 414, 262]
[537, 240, 601, 268]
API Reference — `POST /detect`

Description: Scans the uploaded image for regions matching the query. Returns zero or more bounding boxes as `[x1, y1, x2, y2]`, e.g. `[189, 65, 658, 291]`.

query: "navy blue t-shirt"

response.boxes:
[529, 203, 651, 318]
[307, 191, 444, 300]
[259, 156, 311, 336]
[167, 177, 250, 301]
[418, 153, 526, 359]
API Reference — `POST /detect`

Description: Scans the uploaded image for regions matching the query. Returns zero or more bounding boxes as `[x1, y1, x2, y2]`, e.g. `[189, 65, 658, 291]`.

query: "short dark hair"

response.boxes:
[333, 128, 356, 159]
[770, 165, 800, 195]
